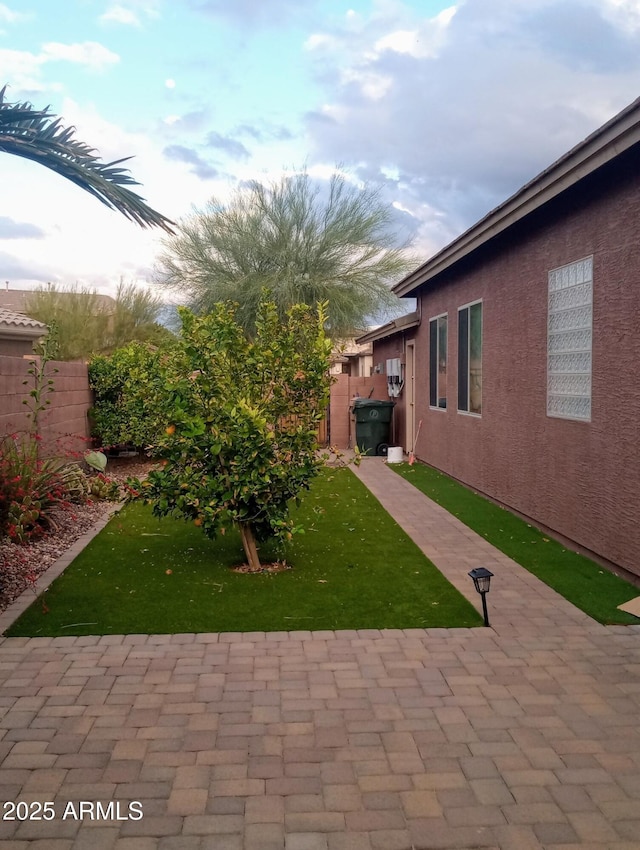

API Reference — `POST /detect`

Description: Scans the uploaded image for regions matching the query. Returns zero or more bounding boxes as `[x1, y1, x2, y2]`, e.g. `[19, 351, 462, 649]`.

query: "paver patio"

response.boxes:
[1, 457, 639, 849]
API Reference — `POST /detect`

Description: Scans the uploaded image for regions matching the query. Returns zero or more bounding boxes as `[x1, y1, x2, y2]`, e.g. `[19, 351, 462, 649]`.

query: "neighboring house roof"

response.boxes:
[330, 339, 372, 365]
[0, 289, 117, 314]
[0, 308, 48, 339]
[394, 95, 640, 298]
[356, 311, 420, 345]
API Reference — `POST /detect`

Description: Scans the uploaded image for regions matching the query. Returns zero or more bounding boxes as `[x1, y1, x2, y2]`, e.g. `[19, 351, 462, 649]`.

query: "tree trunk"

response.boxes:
[239, 522, 262, 571]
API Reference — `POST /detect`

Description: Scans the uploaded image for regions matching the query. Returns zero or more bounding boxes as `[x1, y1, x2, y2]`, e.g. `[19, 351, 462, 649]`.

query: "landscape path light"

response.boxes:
[468, 567, 494, 627]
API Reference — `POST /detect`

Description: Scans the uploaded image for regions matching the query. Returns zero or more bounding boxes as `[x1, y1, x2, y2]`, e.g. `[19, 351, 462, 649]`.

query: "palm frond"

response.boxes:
[0, 85, 174, 232]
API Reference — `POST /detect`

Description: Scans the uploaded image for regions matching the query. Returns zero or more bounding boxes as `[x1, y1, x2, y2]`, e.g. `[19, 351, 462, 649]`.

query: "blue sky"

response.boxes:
[2, 0, 640, 299]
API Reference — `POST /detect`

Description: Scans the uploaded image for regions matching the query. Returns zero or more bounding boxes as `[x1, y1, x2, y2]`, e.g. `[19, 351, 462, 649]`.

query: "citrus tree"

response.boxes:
[130, 297, 332, 570]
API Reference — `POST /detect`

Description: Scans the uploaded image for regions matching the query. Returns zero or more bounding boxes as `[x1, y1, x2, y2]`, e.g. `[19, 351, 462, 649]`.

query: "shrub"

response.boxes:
[88, 343, 171, 452]
[0, 436, 83, 543]
[0, 333, 91, 544]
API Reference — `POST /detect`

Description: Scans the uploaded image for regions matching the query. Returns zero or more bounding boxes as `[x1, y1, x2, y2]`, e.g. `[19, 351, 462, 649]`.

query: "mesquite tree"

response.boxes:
[131, 298, 332, 570]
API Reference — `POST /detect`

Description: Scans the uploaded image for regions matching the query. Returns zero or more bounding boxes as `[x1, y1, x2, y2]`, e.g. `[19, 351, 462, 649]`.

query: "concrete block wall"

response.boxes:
[0, 356, 389, 456]
[0, 356, 92, 457]
[329, 373, 389, 449]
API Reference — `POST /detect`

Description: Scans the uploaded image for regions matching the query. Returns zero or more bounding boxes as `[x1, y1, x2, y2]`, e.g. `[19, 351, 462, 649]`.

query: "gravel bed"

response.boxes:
[0, 457, 156, 615]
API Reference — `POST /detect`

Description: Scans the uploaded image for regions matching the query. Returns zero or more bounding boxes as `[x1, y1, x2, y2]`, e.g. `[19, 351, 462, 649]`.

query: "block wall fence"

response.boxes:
[1, 356, 392, 456]
[0, 356, 92, 457]
[329, 373, 389, 449]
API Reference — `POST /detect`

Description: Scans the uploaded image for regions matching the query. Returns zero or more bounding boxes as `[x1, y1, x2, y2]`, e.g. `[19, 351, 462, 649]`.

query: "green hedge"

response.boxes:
[88, 343, 170, 452]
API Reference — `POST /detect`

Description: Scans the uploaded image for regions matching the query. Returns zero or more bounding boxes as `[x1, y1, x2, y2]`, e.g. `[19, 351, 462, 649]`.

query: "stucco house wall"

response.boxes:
[370, 334, 409, 451]
[329, 373, 388, 449]
[402, 136, 640, 577]
[356, 312, 420, 453]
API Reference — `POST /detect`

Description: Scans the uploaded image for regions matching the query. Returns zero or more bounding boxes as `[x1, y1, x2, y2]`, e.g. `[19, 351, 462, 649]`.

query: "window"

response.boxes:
[458, 301, 482, 415]
[429, 314, 448, 409]
[547, 257, 592, 421]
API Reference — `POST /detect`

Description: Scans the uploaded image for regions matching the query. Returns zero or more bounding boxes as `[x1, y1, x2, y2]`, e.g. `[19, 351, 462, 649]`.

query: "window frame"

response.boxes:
[457, 299, 483, 417]
[429, 312, 448, 411]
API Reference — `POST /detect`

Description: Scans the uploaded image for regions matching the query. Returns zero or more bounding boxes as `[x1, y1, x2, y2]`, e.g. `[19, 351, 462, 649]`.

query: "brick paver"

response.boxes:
[1, 458, 639, 848]
[351, 458, 596, 637]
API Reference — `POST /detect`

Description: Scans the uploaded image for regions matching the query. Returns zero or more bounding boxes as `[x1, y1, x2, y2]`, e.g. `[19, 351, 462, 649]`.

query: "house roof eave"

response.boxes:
[356, 311, 420, 344]
[0, 324, 48, 341]
[393, 95, 640, 297]
[0, 308, 48, 338]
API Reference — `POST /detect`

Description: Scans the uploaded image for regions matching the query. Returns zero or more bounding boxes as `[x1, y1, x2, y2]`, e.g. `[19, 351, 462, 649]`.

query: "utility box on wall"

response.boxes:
[386, 358, 402, 398]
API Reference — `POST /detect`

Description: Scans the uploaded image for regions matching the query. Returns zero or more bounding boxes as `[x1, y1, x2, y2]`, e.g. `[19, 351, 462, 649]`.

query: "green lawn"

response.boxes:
[5, 467, 482, 636]
[393, 462, 639, 625]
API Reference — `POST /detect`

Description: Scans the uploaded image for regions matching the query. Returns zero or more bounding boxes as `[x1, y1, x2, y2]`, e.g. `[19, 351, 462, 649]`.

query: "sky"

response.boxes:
[2, 0, 640, 303]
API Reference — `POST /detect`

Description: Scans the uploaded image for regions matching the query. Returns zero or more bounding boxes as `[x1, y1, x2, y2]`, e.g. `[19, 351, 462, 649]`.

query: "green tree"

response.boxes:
[109, 281, 173, 350]
[0, 85, 173, 232]
[129, 298, 332, 570]
[155, 170, 414, 338]
[26, 282, 173, 360]
[26, 285, 110, 360]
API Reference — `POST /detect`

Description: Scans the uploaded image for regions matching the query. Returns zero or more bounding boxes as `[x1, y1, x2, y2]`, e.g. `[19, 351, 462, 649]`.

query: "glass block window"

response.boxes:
[547, 257, 593, 421]
[429, 314, 447, 409]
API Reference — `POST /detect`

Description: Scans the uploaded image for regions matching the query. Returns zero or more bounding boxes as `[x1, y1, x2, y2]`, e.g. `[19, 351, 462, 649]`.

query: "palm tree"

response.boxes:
[0, 85, 174, 232]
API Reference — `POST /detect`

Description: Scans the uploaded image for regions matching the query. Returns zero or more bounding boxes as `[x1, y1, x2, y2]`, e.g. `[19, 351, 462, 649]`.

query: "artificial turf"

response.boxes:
[393, 462, 639, 625]
[5, 467, 482, 636]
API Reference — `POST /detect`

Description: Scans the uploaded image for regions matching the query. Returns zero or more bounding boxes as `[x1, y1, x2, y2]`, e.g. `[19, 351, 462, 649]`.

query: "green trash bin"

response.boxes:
[352, 398, 395, 456]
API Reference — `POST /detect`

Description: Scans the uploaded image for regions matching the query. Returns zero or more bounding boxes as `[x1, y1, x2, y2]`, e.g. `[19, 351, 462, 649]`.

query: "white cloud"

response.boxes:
[99, 1, 160, 27]
[0, 98, 230, 295]
[0, 3, 29, 24]
[375, 30, 423, 56]
[306, 0, 640, 253]
[602, 0, 640, 30]
[304, 33, 339, 51]
[341, 67, 392, 100]
[0, 42, 119, 93]
[374, 7, 457, 59]
[306, 3, 457, 103]
[0, 49, 51, 92]
[41, 42, 120, 71]
[100, 5, 140, 26]
[165, 78, 176, 89]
